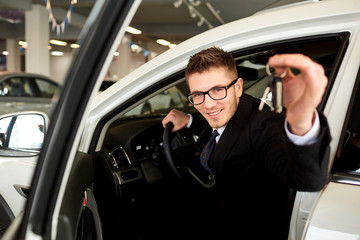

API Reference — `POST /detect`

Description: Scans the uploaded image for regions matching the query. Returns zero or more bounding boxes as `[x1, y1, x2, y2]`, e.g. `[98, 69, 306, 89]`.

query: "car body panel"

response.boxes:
[0, 111, 49, 221]
[303, 181, 360, 240]
[0, 158, 36, 217]
[0, 98, 52, 116]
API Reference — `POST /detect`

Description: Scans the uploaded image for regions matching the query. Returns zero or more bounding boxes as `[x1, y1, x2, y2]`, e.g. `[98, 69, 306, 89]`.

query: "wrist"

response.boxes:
[287, 110, 315, 136]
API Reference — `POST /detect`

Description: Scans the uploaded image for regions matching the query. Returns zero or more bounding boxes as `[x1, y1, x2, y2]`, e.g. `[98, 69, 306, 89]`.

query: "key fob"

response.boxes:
[258, 72, 283, 113]
[258, 74, 274, 111]
[272, 76, 283, 113]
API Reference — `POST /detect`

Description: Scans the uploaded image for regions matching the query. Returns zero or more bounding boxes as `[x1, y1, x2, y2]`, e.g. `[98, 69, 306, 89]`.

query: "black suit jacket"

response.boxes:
[190, 93, 331, 239]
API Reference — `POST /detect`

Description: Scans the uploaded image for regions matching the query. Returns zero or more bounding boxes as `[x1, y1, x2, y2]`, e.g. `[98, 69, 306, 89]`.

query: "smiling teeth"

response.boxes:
[209, 111, 221, 116]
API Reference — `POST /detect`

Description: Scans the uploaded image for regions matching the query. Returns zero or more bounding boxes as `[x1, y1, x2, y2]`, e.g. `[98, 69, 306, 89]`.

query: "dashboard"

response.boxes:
[101, 116, 169, 187]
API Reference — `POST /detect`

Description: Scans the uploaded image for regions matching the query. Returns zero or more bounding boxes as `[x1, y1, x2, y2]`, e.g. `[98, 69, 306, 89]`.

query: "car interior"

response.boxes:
[58, 33, 350, 239]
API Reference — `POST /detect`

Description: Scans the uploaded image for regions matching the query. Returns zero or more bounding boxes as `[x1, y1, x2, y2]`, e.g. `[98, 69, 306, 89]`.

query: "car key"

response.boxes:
[258, 63, 286, 113]
[258, 73, 274, 111]
[272, 75, 283, 113]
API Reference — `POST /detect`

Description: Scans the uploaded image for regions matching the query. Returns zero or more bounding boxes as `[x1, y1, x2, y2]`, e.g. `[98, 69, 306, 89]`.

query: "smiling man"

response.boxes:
[162, 47, 331, 239]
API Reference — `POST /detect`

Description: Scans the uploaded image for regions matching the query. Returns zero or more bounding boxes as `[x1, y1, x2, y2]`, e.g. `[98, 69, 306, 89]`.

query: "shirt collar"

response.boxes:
[213, 125, 226, 143]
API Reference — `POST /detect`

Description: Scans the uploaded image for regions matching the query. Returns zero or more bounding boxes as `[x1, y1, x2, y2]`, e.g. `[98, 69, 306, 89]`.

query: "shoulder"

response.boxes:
[231, 93, 284, 128]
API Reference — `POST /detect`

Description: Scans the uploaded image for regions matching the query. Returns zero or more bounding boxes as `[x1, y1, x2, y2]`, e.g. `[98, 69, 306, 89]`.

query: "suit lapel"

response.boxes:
[210, 94, 256, 175]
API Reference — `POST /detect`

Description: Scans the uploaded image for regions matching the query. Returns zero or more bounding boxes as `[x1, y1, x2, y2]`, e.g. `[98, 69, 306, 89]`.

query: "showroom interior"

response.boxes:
[1, 1, 359, 239]
[0, 0, 305, 85]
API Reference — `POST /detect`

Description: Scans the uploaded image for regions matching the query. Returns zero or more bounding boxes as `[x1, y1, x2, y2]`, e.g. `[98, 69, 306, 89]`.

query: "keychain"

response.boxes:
[258, 63, 287, 113]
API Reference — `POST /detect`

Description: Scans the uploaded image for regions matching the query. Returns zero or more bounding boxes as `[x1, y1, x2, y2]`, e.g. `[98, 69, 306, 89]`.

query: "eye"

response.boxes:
[210, 87, 223, 94]
[192, 92, 203, 98]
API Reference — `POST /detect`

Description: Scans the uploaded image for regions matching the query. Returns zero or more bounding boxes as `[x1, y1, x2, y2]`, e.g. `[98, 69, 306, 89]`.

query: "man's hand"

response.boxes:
[162, 109, 190, 132]
[268, 54, 328, 135]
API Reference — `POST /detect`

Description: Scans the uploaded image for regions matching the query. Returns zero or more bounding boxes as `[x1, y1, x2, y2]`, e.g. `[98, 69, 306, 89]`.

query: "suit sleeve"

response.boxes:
[188, 115, 208, 136]
[254, 110, 331, 191]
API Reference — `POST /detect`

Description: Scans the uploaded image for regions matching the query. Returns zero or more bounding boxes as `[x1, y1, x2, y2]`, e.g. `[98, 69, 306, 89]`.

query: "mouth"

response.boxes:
[207, 110, 222, 118]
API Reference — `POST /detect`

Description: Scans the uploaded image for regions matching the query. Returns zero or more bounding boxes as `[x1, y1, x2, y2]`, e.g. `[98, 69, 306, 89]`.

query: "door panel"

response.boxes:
[56, 152, 101, 240]
[13, 0, 140, 239]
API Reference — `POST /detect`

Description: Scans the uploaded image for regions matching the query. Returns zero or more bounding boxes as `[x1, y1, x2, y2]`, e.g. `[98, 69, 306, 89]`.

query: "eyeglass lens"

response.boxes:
[189, 87, 227, 104]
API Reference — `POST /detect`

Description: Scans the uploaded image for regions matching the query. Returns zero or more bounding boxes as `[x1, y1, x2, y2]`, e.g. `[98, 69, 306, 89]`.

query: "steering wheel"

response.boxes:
[163, 122, 216, 188]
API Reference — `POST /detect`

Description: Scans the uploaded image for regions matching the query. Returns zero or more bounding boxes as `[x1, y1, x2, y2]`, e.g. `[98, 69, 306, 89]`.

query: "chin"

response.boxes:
[208, 120, 225, 129]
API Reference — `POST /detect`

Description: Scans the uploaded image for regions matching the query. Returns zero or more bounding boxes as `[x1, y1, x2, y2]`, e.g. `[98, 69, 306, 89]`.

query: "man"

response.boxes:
[162, 47, 331, 239]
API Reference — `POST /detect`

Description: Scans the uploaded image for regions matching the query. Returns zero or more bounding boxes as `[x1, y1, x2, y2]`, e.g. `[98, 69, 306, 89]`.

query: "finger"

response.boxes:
[272, 66, 295, 79]
[268, 54, 323, 76]
[162, 109, 175, 128]
[162, 118, 169, 128]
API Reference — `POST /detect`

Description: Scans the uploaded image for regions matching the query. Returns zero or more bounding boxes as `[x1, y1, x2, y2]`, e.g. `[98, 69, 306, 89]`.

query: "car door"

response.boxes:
[2, 0, 140, 239]
[301, 41, 360, 240]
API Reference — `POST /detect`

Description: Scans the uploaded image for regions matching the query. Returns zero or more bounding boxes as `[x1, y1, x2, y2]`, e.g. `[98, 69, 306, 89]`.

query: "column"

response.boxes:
[107, 34, 132, 80]
[6, 39, 21, 72]
[25, 4, 49, 76]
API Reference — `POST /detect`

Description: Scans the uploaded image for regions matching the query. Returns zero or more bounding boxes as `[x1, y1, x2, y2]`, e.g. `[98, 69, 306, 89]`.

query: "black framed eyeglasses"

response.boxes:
[187, 78, 238, 105]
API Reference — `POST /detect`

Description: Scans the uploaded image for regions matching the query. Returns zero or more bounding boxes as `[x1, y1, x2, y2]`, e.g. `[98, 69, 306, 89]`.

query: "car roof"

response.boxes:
[0, 71, 57, 84]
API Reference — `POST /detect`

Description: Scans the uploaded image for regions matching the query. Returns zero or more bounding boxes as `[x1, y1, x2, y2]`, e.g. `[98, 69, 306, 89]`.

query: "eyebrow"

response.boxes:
[189, 84, 227, 94]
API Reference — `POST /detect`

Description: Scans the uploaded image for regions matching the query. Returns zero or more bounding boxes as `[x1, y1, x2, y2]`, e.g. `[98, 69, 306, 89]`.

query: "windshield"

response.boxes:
[122, 81, 193, 118]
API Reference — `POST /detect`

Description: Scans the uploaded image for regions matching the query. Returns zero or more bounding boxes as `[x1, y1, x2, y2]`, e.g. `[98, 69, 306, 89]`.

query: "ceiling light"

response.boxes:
[169, 43, 177, 49]
[126, 26, 142, 35]
[51, 51, 64, 56]
[49, 40, 67, 46]
[156, 39, 171, 46]
[70, 43, 80, 49]
[18, 41, 27, 48]
[114, 51, 120, 56]
[174, 0, 182, 8]
[130, 44, 139, 51]
[2, 51, 8, 56]
[18, 40, 70, 49]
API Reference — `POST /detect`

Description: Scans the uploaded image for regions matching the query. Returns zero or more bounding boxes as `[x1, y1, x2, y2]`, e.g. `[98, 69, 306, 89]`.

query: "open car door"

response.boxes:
[2, 0, 141, 239]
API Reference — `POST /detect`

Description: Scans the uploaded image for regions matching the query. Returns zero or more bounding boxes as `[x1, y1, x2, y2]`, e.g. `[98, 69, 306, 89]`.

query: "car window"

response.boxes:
[34, 78, 58, 98]
[120, 79, 192, 118]
[0, 78, 30, 97]
[0, 77, 57, 98]
[123, 83, 190, 117]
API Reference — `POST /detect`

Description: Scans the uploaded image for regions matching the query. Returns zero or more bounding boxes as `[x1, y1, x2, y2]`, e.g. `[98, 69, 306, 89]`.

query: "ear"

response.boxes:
[235, 78, 243, 97]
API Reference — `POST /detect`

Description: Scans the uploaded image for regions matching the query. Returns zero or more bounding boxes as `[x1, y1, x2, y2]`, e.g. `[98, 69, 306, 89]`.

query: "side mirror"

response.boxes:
[0, 112, 49, 156]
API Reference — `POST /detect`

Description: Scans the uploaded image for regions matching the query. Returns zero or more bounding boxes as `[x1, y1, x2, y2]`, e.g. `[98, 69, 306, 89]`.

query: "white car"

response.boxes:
[1, 0, 360, 239]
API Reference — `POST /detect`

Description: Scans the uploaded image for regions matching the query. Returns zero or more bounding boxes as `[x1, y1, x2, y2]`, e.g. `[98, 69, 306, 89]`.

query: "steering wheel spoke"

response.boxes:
[163, 122, 216, 189]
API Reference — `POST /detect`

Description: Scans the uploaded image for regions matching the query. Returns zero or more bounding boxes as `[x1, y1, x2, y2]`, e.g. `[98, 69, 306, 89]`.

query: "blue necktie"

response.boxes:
[200, 130, 219, 175]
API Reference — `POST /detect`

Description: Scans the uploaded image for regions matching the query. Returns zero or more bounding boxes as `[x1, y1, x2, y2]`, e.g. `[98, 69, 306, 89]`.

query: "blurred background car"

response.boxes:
[0, 72, 59, 116]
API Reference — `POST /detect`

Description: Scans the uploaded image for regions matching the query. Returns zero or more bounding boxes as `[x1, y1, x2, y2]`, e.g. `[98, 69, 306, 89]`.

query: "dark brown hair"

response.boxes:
[185, 46, 238, 81]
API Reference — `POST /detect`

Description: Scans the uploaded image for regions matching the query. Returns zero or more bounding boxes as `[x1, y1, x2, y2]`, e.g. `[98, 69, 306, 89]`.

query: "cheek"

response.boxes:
[194, 105, 207, 117]
[224, 94, 239, 115]
[194, 105, 201, 112]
